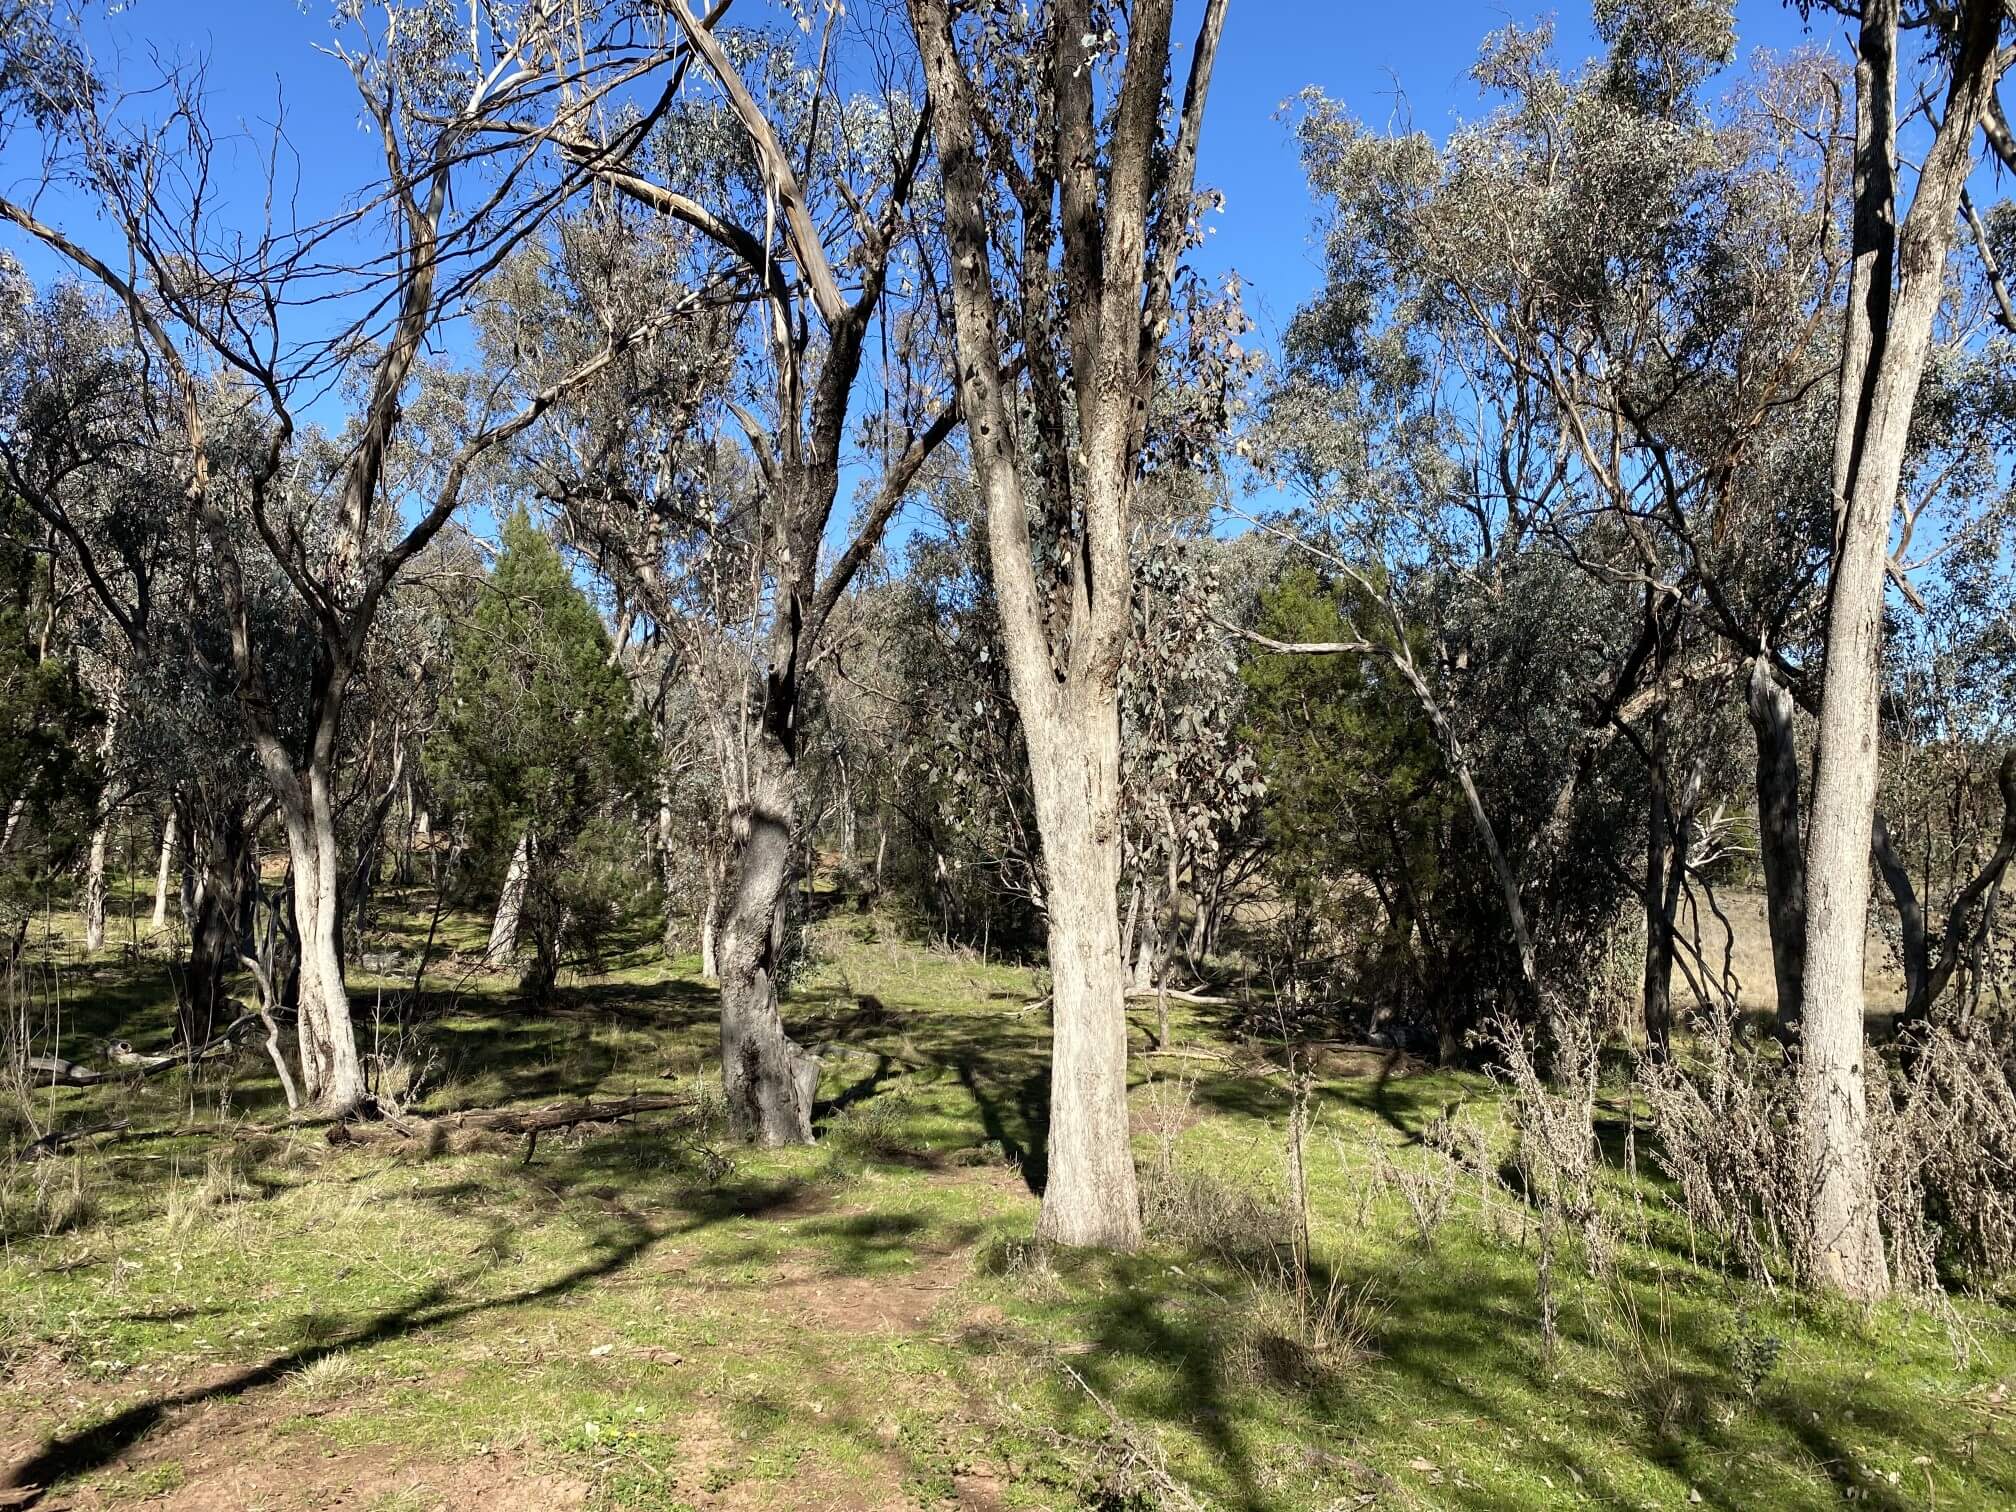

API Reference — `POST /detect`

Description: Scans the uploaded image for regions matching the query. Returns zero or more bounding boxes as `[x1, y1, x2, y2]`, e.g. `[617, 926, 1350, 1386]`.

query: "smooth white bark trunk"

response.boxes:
[151, 811, 177, 931]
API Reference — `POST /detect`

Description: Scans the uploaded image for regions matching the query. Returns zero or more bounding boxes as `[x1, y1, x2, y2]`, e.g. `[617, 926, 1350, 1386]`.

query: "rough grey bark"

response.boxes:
[717, 736, 819, 1145]
[1746, 658, 1807, 1029]
[1799, 0, 2003, 1300]
[1026, 697, 1140, 1246]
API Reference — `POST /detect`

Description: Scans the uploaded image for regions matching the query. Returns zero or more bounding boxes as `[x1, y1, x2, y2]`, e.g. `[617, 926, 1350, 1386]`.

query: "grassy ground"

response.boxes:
[2, 885, 2012, 1510]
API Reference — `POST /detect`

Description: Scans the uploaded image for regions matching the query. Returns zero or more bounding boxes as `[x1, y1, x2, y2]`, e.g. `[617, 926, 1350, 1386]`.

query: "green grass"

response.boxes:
[3, 887, 2014, 1509]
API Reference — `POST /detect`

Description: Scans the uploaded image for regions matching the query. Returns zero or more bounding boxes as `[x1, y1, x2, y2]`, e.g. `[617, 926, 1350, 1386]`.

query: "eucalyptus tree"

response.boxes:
[903, 0, 1232, 1247]
[0, 262, 281, 1042]
[1798, 0, 2011, 1298]
[0, 1, 713, 1110]
[509, 9, 963, 1144]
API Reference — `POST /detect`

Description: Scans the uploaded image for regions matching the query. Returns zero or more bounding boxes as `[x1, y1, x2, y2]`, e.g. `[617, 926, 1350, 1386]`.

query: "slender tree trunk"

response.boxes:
[1129, 877, 1159, 991]
[717, 735, 818, 1145]
[657, 792, 682, 958]
[1642, 787, 1687, 1059]
[1798, 0, 1998, 1301]
[82, 816, 111, 954]
[80, 696, 123, 954]
[1747, 659, 1807, 1028]
[488, 830, 531, 964]
[151, 809, 177, 931]
[1186, 861, 1219, 964]
[1028, 696, 1141, 1250]
[700, 860, 721, 981]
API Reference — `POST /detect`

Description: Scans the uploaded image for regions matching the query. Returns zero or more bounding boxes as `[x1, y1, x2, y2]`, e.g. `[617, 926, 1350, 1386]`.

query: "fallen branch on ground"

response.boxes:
[1125, 985, 1231, 1006]
[16, 1118, 132, 1161]
[25, 1013, 269, 1086]
[325, 1093, 697, 1147]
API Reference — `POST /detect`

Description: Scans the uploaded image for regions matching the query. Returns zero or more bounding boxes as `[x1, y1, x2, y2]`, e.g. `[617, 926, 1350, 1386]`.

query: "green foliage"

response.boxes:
[430, 512, 649, 989]
[0, 488, 102, 924]
[1240, 566, 1455, 1037]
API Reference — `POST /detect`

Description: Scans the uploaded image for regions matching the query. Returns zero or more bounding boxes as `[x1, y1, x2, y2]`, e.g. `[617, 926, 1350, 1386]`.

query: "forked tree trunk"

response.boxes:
[276, 774, 366, 1113]
[1028, 697, 1141, 1250]
[717, 737, 818, 1145]
[151, 810, 177, 930]
[488, 830, 531, 964]
[1747, 659, 1806, 1028]
[1799, 0, 1999, 1301]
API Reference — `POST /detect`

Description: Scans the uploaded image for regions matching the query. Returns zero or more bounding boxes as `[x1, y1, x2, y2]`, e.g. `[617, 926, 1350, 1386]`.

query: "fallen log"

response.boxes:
[17, 1118, 132, 1161]
[325, 1093, 697, 1147]
[25, 1013, 269, 1086]
[1125, 985, 1232, 1006]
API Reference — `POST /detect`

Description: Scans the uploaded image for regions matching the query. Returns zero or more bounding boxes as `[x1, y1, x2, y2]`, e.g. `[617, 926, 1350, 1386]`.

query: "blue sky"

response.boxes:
[1186, 0, 1822, 346]
[5, 0, 1832, 359]
[0, 0, 1837, 547]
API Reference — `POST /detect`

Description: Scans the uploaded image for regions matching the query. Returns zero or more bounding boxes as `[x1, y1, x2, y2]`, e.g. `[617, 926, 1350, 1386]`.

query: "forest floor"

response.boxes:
[1, 886, 2010, 1511]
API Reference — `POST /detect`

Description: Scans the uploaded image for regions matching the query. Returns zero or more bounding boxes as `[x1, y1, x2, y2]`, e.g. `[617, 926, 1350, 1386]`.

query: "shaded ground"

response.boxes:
[2, 886, 2013, 1510]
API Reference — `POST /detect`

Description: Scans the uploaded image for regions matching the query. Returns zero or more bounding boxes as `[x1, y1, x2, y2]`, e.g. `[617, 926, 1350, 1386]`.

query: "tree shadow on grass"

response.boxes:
[1051, 1235, 2010, 1512]
[954, 1058, 1048, 1196]
[0, 1170, 816, 1507]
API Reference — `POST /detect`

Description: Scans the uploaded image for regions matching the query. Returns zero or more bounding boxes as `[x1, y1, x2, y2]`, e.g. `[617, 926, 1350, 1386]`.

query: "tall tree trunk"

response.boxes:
[80, 696, 122, 954]
[1129, 877, 1159, 991]
[657, 791, 682, 958]
[488, 830, 531, 964]
[699, 853, 721, 981]
[1747, 659, 1807, 1029]
[81, 815, 111, 954]
[151, 809, 177, 931]
[177, 795, 254, 1052]
[1028, 696, 1141, 1250]
[1642, 785, 1688, 1059]
[717, 735, 818, 1145]
[1799, 0, 1998, 1301]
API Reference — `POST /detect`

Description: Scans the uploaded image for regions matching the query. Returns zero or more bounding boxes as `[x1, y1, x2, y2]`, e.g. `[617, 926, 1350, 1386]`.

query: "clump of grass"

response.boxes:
[1223, 1268, 1384, 1392]
[18, 1156, 98, 1237]
[283, 1350, 373, 1400]
[1140, 1164, 1289, 1269]
[822, 1094, 923, 1161]
[165, 1147, 258, 1234]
